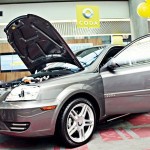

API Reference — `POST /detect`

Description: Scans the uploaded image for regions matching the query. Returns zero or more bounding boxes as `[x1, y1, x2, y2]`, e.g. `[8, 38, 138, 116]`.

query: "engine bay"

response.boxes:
[0, 66, 78, 89]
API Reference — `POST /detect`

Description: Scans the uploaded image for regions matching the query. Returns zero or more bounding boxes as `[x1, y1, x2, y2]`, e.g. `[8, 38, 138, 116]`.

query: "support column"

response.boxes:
[129, 0, 149, 40]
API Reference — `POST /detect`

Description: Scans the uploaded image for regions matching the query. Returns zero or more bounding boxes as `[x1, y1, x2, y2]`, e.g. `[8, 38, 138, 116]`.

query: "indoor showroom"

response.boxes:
[0, 0, 150, 149]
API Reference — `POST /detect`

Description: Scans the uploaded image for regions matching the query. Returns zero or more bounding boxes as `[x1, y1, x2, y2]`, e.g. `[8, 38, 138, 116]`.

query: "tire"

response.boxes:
[59, 98, 96, 147]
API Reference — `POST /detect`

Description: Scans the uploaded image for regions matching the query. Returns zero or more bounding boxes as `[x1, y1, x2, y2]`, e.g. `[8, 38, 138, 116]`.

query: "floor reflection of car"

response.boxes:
[1, 14, 150, 147]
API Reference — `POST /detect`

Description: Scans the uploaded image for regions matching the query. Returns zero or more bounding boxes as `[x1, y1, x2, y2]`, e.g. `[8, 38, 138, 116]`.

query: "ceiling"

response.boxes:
[0, 0, 128, 4]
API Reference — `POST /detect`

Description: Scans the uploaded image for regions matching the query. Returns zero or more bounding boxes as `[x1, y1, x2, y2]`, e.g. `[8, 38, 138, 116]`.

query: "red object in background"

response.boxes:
[127, 114, 150, 126]
[131, 127, 150, 138]
[99, 128, 123, 141]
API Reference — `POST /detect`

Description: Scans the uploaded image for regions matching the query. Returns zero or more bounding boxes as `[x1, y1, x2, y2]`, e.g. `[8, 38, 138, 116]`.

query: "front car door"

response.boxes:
[101, 35, 150, 115]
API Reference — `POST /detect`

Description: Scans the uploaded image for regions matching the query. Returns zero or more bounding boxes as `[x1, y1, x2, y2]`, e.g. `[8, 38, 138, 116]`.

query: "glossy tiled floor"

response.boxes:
[0, 113, 150, 150]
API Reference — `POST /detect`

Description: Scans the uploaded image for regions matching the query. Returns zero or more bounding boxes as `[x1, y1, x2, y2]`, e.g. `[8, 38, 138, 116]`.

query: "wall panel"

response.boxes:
[0, 43, 30, 82]
[0, 43, 14, 53]
[0, 72, 30, 82]
[66, 38, 102, 45]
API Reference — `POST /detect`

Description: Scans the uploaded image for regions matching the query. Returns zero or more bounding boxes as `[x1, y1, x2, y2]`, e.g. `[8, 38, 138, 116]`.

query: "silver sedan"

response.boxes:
[0, 14, 150, 147]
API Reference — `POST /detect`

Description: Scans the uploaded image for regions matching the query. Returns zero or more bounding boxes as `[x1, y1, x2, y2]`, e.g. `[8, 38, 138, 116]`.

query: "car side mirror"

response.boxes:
[107, 58, 119, 71]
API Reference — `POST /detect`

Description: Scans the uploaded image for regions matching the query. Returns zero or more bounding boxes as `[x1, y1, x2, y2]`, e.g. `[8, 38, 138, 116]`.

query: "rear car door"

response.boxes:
[101, 35, 150, 115]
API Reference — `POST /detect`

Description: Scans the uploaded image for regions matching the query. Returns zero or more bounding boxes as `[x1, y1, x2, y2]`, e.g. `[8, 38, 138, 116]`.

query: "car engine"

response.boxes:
[0, 67, 76, 89]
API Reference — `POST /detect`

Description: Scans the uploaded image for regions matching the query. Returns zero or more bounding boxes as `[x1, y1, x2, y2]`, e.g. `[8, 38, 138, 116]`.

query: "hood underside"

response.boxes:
[4, 14, 83, 73]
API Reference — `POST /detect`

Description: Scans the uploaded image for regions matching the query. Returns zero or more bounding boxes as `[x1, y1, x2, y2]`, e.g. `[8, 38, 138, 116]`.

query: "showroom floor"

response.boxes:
[0, 113, 150, 150]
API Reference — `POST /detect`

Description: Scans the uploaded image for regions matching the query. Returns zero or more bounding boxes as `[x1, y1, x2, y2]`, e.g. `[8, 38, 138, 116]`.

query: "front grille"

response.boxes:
[5, 122, 30, 132]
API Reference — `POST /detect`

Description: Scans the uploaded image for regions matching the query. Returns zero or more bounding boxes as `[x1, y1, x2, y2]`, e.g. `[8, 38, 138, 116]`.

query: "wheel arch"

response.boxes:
[55, 92, 101, 135]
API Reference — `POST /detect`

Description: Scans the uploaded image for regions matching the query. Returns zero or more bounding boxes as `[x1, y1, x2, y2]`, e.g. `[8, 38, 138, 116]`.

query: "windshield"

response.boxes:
[39, 46, 106, 73]
[78, 49, 103, 67]
[76, 47, 103, 58]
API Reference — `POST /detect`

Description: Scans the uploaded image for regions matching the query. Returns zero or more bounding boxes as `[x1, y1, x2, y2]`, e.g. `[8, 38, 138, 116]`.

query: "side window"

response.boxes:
[114, 36, 150, 67]
[100, 46, 124, 66]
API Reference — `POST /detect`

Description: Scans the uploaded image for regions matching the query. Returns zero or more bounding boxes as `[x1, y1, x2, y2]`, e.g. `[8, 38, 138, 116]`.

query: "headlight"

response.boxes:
[5, 85, 40, 102]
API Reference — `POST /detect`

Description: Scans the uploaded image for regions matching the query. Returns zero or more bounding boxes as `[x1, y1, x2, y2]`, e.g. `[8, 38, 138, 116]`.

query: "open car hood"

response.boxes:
[4, 14, 83, 73]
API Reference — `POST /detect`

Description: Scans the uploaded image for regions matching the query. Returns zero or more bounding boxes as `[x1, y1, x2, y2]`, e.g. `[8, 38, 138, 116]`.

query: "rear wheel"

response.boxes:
[59, 98, 96, 147]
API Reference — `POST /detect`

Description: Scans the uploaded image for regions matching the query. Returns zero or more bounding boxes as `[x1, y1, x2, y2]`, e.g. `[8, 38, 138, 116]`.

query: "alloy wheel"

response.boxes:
[66, 103, 95, 143]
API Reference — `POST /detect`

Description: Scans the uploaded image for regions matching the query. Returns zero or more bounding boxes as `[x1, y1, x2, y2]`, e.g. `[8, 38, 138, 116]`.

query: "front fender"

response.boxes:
[50, 81, 104, 134]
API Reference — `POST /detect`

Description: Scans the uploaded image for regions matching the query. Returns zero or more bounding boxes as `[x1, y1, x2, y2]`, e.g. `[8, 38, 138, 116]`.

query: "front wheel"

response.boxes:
[59, 98, 96, 147]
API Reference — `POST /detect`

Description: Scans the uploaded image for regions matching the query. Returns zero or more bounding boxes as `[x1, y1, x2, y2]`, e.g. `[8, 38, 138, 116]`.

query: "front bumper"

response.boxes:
[0, 101, 57, 137]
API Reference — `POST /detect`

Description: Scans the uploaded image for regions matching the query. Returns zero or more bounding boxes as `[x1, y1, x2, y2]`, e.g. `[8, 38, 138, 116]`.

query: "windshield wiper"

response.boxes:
[80, 61, 87, 66]
[83, 55, 100, 67]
